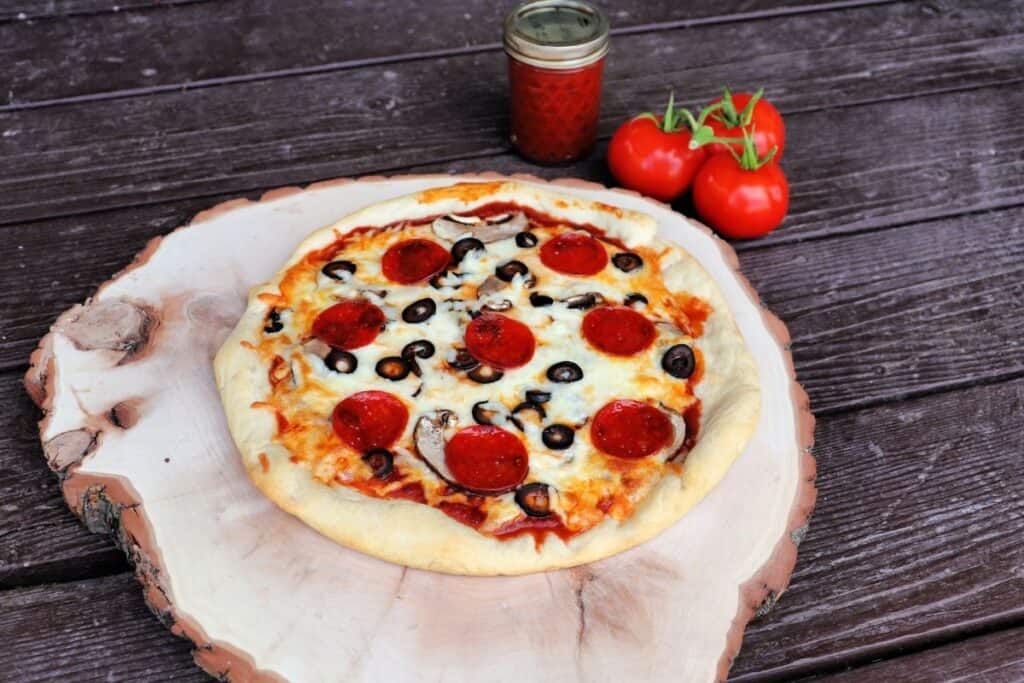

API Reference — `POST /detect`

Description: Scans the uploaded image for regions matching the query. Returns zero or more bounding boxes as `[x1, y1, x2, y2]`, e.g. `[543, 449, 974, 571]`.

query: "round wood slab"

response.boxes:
[25, 174, 815, 682]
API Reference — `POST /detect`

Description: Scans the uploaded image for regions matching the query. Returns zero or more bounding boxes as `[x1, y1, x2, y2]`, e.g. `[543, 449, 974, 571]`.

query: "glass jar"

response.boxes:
[503, 1, 610, 165]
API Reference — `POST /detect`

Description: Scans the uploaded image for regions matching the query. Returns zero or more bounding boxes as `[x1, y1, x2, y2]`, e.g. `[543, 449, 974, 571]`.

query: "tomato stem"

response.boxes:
[713, 87, 764, 128]
[727, 126, 777, 170]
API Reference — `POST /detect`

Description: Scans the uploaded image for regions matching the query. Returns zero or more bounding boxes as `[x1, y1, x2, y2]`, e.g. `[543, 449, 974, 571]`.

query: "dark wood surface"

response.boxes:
[2, 0, 1022, 680]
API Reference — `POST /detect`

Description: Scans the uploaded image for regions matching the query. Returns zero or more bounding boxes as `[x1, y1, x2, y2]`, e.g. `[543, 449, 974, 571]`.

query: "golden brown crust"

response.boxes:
[215, 181, 761, 575]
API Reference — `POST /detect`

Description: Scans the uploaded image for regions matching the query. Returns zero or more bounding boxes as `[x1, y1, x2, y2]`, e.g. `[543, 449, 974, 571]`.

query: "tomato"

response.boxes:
[705, 91, 785, 161]
[692, 152, 789, 239]
[608, 110, 707, 202]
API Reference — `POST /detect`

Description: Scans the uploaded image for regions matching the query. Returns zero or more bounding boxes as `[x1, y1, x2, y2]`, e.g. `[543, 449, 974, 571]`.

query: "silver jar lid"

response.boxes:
[503, 0, 610, 70]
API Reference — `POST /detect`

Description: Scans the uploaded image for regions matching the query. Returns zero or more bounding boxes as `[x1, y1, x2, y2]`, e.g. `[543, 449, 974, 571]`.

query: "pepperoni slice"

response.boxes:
[591, 399, 673, 459]
[444, 425, 529, 493]
[464, 313, 535, 369]
[582, 306, 656, 356]
[381, 238, 451, 284]
[332, 391, 409, 452]
[539, 231, 608, 276]
[312, 300, 386, 350]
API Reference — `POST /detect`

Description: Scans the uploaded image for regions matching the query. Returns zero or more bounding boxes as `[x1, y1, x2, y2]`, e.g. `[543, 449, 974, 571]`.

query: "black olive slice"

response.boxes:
[515, 231, 538, 248]
[402, 298, 436, 324]
[564, 292, 604, 310]
[467, 364, 504, 384]
[530, 292, 554, 308]
[401, 339, 435, 360]
[322, 260, 357, 280]
[324, 349, 358, 374]
[430, 271, 462, 289]
[515, 483, 551, 517]
[612, 252, 643, 273]
[362, 449, 394, 478]
[376, 356, 411, 381]
[624, 292, 648, 307]
[542, 424, 575, 450]
[264, 309, 283, 333]
[472, 400, 503, 425]
[451, 237, 485, 264]
[662, 344, 696, 379]
[547, 361, 583, 383]
[525, 389, 551, 404]
[495, 260, 530, 282]
[512, 401, 546, 423]
[447, 348, 480, 371]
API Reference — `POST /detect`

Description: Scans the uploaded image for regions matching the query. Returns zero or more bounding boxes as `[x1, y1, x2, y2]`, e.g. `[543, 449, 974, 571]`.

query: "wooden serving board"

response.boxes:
[24, 174, 815, 682]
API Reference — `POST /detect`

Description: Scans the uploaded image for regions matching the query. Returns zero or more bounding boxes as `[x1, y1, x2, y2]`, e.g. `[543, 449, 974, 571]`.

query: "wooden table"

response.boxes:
[2, 1, 1022, 680]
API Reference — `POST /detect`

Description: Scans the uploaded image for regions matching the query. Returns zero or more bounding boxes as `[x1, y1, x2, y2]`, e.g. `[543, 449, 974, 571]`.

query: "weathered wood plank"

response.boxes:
[4, 200, 1022, 586]
[731, 377, 1024, 678]
[1, 0, 1020, 224]
[4, 377, 1022, 680]
[0, 1, 207, 23]
[0, 372, 126, 588]
[5, 167, 1023, 411]
[814, 627, 1024, 682]
[0, 572, 205, 682]
[0, 0, 899, 106]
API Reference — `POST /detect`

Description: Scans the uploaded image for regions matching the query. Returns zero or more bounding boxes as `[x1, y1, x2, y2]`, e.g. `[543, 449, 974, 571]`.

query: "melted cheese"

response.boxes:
[255, 217, 705, 537]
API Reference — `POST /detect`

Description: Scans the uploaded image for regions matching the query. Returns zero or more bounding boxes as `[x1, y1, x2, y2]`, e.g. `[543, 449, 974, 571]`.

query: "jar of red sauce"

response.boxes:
[503, 1, 610, 165]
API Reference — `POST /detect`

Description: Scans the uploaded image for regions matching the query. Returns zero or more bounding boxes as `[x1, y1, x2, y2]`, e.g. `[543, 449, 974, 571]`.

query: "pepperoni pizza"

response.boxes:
[215, 181, 760, 575]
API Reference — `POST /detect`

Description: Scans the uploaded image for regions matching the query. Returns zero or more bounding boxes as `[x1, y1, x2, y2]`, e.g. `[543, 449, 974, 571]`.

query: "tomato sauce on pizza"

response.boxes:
[241, 202, 708, 544]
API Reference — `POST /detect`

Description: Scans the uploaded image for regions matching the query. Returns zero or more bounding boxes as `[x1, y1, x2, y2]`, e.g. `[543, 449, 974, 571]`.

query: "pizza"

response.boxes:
[214, 180, 760, 575]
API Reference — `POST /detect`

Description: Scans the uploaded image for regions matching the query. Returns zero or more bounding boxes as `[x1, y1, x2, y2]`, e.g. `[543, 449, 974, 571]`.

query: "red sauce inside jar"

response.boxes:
[503, 1, 610, 165]
[508, 58, 605, 164]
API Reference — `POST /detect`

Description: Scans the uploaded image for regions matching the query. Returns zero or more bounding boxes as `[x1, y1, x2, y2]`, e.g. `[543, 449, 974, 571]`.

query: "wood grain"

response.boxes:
[0, 0, 209, 23]
[0, 0, 899, 106]
[4, 181, 1022, 410]
[1, 0, 1021, 224]
[0, 372, 126, 588]
[731, 377, 1024, 678]
[0, 572, 205, 682]
[813, 627, 1024, 682]
[3, 376, 1021, 680]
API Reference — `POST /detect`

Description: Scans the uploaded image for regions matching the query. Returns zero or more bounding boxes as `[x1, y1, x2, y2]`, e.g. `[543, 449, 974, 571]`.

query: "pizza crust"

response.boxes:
[214, 180, 761, 575]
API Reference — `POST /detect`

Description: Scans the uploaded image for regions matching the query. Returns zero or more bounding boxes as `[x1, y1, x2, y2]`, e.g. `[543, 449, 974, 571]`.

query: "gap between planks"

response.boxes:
[0, 0, 902, 109]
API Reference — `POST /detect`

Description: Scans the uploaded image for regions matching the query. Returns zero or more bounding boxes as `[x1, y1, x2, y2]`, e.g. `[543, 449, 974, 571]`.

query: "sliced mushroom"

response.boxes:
[432, 212, 526, 243]
[302, 338, 331, 359]
[661, 408, 688, 461]
[476, 275, 508, 298]
[484, 211, 528, 233]
[413, 410, 460, 483]
[563, 292, 605, 310]
[481, 299, 513, 313]
[432, 215, 481, 241]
